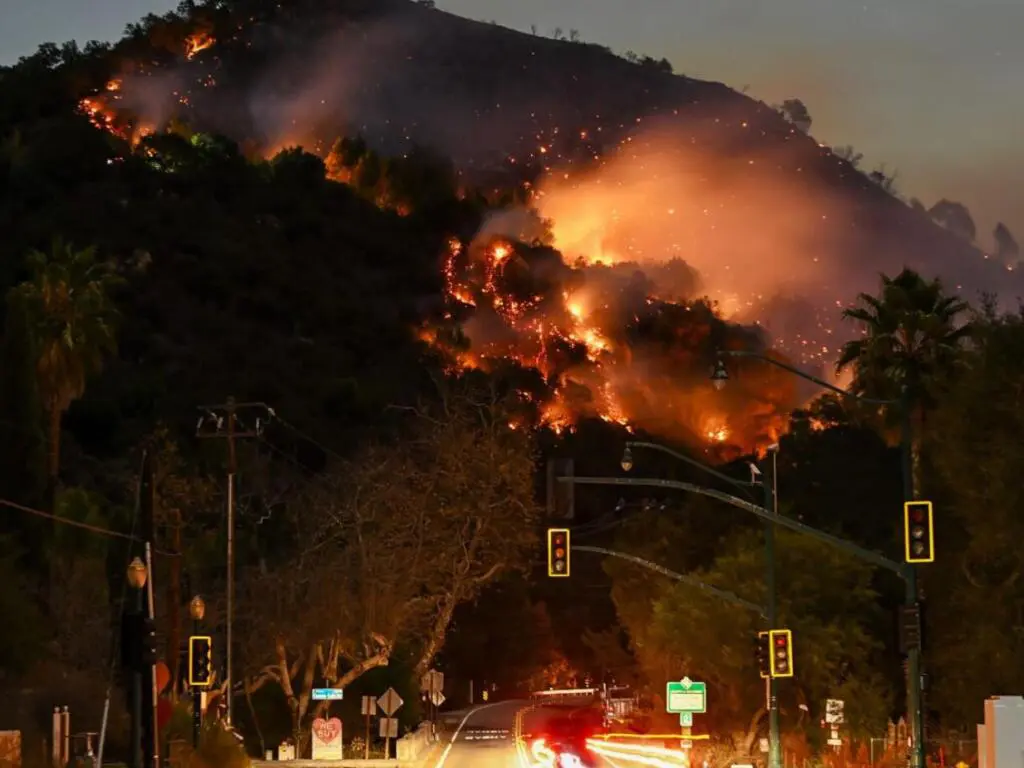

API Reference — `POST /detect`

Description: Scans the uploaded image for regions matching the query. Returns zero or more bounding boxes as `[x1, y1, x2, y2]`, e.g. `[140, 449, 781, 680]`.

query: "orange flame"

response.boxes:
[425, 233, 792, 448]
[184, 32, 215, 60]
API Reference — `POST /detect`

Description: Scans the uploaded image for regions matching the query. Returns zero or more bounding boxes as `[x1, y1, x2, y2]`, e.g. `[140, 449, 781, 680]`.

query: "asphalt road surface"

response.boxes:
[430, 700, 666, 768]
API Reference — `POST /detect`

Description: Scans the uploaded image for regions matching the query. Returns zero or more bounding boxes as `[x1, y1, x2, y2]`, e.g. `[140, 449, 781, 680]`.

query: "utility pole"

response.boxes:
[197, 398, 265, 725]
[761, 446, 782, 768]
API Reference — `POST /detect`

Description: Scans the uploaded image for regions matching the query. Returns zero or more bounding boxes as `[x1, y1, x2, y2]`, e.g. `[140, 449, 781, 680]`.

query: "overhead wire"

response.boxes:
[0, 497, 179, 556]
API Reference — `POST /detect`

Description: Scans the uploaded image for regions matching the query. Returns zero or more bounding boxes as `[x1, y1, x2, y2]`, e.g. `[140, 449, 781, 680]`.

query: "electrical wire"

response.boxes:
[0, 497, 178, 556]
[267, 413, 349, 465]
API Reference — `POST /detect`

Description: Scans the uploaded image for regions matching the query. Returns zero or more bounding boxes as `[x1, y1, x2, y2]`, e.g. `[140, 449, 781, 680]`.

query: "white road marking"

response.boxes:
[431, 701, 511, 768]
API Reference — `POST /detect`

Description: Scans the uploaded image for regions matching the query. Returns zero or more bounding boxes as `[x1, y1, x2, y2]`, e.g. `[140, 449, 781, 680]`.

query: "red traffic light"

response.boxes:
[775, 636, 786, 646]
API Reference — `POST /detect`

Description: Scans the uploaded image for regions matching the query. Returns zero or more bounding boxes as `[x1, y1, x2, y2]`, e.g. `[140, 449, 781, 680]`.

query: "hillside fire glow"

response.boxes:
[70, 13, 1018, 450]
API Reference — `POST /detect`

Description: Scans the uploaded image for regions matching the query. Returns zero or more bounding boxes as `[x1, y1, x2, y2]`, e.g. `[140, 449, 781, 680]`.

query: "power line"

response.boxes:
[0, 497, 179, 556]
[269, 413, 348, 465]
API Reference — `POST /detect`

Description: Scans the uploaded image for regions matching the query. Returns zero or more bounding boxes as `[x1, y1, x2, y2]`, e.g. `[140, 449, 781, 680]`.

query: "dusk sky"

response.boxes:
[2, 0, 1021, 245]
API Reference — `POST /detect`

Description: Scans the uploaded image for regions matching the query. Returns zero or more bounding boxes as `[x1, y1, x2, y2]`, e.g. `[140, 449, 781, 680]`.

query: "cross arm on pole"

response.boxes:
[195, 401, 269, 439]
[572, 544, 766, 618]
[563, 475, 908, 578]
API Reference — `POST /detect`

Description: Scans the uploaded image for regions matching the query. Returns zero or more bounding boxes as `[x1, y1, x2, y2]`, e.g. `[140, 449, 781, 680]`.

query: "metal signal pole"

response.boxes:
[197, 397, 265, 725]
[762, 446, 782, 768]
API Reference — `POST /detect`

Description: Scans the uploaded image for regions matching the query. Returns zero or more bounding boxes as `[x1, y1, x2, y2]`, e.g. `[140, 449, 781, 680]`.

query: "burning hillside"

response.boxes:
[424, 233, 799, 453]
[65, 0, 1023, 448]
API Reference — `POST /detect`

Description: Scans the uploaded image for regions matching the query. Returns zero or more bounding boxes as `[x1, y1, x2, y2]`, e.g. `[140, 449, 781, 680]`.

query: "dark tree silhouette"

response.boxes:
[929, 198, 977, 241]
[778, 98, 812, 132]
[994, 222, 1019, 262]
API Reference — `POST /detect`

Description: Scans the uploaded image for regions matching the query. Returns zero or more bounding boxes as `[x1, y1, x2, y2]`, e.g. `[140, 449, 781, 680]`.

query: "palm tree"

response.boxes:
[836, 268, 971, 490]
[13, 237, 122, 493]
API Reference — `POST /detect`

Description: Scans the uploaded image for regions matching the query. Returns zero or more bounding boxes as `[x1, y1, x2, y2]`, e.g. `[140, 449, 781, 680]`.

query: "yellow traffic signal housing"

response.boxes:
[768, 629, 794, 678]
[904, 501, 935, 563]
[189, 635, 213, 688]
[756, 631, 770, 679]
[547, 528, 570, 577]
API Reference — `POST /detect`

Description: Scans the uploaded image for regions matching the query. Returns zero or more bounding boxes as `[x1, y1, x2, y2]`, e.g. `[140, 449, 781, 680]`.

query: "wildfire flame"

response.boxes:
[185, 32, 215, 60]
[429, 233, 794, 450]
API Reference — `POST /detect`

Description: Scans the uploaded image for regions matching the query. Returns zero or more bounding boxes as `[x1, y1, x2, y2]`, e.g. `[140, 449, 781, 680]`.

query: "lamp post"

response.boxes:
[127, 558, 148, 768]
[189, 596, 206, 749]
[621, 440, 781, 768]
[713, 350, 924, 768]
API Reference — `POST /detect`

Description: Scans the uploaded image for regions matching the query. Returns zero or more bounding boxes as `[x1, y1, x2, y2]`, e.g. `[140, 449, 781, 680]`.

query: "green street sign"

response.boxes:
[666, 677, 706, 714]
[679, 712, 693, 727]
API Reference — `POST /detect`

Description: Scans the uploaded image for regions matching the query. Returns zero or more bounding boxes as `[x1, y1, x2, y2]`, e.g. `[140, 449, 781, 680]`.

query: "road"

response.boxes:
[430, 700, 686, 768]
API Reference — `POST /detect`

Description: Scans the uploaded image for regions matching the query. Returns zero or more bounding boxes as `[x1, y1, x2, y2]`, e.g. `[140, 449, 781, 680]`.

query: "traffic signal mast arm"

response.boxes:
[573, 544, 766, 617]
[562, 476, 909, 580]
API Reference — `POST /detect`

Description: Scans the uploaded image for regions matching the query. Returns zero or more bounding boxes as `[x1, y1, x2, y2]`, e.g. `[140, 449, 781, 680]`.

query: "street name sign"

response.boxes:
[666, 677, 706, 714]
[311, 688, 344, 701]
[378, 687, 404, 716]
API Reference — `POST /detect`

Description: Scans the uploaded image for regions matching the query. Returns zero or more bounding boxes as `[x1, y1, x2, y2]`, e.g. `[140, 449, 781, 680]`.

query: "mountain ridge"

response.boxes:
[96, 0, 1003, 285]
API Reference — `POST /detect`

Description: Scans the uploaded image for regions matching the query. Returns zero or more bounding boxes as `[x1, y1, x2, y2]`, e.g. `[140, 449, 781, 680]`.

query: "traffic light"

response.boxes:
[768, 629, 793, 678]
[904, 501, 935, 563]
[547, 528, 570, 577]
[755, 631, 770, 678]
[189, 636, 213, 687]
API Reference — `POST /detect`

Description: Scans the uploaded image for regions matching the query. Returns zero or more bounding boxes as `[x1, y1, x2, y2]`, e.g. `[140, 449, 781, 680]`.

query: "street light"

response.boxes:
[189, 595, 206, 748]
[127, 557, 148, 589]
[126, 558, 148, 768]
[620, 446, 633, 472]
[189, 595, 206, 622]
[618, 437, 779, 768]
[710, 359, 729, 390]
[712, 349, 926, 768]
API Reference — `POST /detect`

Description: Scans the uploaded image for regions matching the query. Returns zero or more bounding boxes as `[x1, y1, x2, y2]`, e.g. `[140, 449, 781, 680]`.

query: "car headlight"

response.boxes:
[557, 753, 584, 768]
